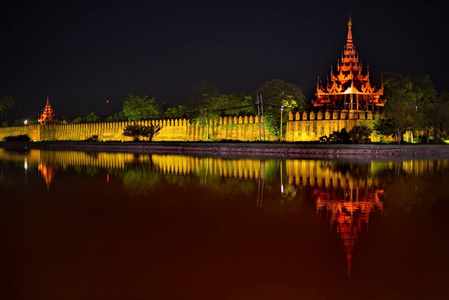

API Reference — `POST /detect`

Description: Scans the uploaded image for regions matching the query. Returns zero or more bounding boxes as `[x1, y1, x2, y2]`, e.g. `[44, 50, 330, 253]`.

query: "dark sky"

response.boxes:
[2, 0, 448, 118]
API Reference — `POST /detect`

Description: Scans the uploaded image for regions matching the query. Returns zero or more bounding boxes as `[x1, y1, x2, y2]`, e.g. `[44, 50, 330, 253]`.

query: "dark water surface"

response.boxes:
[1, 149, 449, 300]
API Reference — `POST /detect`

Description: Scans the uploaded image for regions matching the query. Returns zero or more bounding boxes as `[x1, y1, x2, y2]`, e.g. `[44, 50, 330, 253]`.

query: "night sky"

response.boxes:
[2, 0, 448, 119]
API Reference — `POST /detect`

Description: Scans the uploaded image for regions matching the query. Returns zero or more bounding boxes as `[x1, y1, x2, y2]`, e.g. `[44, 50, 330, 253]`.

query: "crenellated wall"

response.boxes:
[0, 124, 41, 141]
[0, 111, 387, 142]
[285, 110, 384, 142]
[0, 116, 276, 142]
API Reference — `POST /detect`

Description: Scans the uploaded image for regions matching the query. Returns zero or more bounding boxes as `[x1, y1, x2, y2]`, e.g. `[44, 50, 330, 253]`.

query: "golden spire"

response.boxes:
[38, 95, 58, 125]
[347, 14, 353, 44]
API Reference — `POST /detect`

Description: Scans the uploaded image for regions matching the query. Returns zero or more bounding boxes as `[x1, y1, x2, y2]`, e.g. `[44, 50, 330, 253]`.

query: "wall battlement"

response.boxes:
[0, 116, 276, 142]
[0, 111, 382, 142]
[286, 110, 383, 142]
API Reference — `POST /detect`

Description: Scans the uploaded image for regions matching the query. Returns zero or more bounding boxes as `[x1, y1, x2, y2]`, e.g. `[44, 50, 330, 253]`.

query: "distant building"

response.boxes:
[313, 16, 386, 111]
[38, 96, 58, 124]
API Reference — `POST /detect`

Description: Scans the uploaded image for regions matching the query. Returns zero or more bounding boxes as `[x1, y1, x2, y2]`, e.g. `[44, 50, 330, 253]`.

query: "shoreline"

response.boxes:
[1, 141, 449, 159]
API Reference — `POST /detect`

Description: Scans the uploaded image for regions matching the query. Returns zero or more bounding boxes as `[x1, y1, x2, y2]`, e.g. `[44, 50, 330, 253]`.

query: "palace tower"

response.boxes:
[38, 96, 58, 124]
[312, 16, 386, 112]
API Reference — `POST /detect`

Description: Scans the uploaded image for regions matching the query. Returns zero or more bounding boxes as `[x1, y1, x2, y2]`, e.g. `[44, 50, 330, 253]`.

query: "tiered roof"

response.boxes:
[38, 96, 58, 124]
[315, 186, 384, 275]
[312, 16, 386, 110]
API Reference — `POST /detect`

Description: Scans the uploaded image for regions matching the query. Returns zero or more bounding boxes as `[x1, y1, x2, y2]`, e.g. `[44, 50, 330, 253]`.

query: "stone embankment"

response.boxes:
[1, 141, 449, 159]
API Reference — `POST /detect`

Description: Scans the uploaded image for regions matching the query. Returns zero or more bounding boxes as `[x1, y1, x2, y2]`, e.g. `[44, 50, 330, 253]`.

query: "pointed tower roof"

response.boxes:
[347, 14, 353, 44]
[312, 14, 386, 110]
[38, 96, 58, 125]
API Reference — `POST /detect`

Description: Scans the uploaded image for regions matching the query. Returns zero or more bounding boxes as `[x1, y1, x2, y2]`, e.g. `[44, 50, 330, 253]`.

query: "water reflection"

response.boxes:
[38, 163, 58, 190]
[1, 148, 449, 299]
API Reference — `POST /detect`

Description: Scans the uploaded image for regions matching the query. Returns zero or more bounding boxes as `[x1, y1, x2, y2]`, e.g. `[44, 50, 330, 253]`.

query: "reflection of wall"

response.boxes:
[0, 148, 136, 169]
[0, 149, 273, 180]
[286, 160, 380, 188]
[2, 149, 447, 180]
[151, 155, 268, 179]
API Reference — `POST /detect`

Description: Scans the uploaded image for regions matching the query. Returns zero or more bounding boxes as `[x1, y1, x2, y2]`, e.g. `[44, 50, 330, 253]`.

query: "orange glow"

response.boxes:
[313, 16, 386, 111]
[38, 96, 58, 125]
[315, 188, 383, 275]
[38, 163, 58, 190]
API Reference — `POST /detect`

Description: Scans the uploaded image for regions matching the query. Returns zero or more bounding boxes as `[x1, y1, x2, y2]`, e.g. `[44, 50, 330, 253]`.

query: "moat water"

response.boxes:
[1, 149, 449, 300]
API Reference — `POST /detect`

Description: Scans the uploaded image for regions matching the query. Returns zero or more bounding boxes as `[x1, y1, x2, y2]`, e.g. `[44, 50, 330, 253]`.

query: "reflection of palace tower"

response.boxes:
[286, 160, 383, 275]
[314, 186, 383, 275]
[38, 163, 58, 190]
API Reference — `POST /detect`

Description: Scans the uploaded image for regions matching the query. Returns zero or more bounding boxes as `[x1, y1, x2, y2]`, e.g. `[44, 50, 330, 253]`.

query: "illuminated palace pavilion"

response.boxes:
[38, 96, 58, 124]
[312, 16, 386, 112]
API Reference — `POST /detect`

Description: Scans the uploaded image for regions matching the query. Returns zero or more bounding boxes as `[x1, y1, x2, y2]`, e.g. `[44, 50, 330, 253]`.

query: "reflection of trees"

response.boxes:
[319, 160, 372, 179]
[122, 170, 161, 196]
[0, 161, 15, 189]
[374, 160, 449, 216]
[0, 174, 15, 189]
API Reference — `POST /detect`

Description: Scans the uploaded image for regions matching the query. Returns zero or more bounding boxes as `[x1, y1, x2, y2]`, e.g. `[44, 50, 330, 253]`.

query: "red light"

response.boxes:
[107, 173, 110, 182]
[106, 100, 110, 103]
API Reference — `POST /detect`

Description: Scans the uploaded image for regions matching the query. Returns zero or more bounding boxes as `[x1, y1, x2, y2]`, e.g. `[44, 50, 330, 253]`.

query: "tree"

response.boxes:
[0, 96, 15, 121]
[196, 93, 255, 117]
[374, 118, 397, 139]
[192, 93, 256, 139]
[349, 125, 373, 144]
[254, 79, 308, 136]
[425, 93, 449, 142]
[106, 111, 127, 122]
[185, 79, 219, 110]
[72, 117, 84, 123]
[164, 105, 187, 119]
[319, 129, 350, 144]
[123, 124, 163, 142]
[378, 73, 421, 144]
[122, 94, 163, 121]
[85, 112, 100, 123]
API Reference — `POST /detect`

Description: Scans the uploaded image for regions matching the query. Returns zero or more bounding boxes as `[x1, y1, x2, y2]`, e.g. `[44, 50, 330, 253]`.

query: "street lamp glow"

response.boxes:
[24, 119, 28, 125]
[280, 106, 284, 141]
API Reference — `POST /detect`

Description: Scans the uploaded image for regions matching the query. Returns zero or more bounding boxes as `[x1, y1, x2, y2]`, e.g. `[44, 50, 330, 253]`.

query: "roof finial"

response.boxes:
[347, 12, 353, 44]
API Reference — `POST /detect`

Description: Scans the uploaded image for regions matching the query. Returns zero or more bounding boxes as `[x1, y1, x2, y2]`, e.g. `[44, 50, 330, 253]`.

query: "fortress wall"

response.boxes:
[0, 125, 41, 141]
[285, 110, 384, 142]
[1, 111, 383, 142]
[0, 116, 276, 142]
